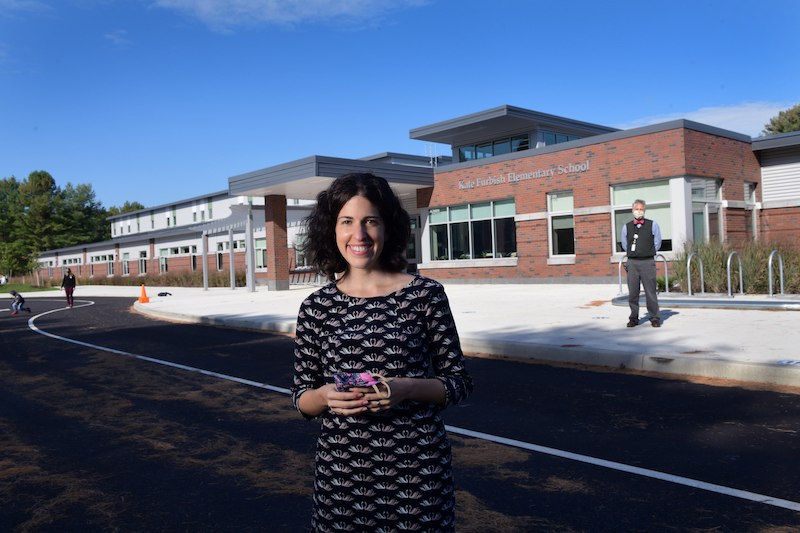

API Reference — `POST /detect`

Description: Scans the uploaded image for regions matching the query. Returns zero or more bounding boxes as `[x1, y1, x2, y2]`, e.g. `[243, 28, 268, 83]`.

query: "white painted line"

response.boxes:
[445, 426, 800, 512]
[27, 301, 290, 395]
[26, 302, 800, 513]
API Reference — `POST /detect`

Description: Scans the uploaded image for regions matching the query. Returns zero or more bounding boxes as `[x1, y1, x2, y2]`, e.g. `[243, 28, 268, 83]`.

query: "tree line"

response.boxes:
[0, 170, 143, 276]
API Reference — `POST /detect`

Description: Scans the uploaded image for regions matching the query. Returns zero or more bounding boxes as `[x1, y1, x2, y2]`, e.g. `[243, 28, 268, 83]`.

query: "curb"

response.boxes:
[134, 301, 800, 388]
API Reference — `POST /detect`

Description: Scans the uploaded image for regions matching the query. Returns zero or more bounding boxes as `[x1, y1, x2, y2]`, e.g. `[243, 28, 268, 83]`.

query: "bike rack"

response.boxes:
[768, 250, 785, 298]
[656, 254, 670, 294]
[687, 252, 705, 296]
[727, 251, 743, 298]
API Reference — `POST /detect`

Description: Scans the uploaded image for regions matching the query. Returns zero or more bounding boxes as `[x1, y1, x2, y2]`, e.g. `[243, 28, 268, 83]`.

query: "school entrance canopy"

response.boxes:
[227, 154, 437, 291]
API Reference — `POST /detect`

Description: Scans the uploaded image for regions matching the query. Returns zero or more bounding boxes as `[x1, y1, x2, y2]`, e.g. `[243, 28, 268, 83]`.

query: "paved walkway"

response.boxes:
[17, 282, 800, 387]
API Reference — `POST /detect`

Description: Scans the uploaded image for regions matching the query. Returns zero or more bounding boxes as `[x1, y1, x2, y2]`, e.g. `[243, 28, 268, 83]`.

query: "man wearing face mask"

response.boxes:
[621, 199, 662, 328]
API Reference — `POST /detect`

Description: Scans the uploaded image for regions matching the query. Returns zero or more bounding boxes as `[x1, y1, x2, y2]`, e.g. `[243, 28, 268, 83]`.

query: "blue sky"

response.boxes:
[2, 0, 798, 209]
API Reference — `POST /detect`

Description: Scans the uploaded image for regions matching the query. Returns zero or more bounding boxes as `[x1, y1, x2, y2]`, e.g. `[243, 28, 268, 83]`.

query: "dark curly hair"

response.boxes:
[302, 173, 410, 281]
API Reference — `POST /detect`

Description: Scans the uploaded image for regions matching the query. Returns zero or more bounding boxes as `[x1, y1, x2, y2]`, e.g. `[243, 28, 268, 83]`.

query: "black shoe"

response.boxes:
[627, 319, 638, 327]
[651, 319, 661, 328]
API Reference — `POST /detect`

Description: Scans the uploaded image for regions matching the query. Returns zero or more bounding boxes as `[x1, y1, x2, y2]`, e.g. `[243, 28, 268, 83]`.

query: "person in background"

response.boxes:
[291, 172, 473, 533]
[621, 199, 662, 327]
[61, 268, 77, 308]
[9, 290, 31, 315]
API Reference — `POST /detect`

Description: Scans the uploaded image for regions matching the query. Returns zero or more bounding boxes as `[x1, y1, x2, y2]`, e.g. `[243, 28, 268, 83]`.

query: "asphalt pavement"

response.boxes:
[13, 281, 800, 387]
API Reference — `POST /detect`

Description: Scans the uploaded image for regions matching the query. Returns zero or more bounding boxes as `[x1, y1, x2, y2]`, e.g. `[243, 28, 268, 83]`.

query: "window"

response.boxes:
[107, 260, 114, 276]
[691, 179, 722, 243]
[150, 211, 155, 229]
[217, 253, 224, 270]
[256, 238, 267, 268]
[159, 249, 168, 273]
[612, 181, 672, 252]
[744, 182, 758, 241]
[459, 135, 529, 162]
[406, 217, 418, 263]
[548, 192, 575, 255]
[122, 253, 130, 275]
[139, 251, 147, 275]
[172, 207, 177, 227]
[429, 199, 516, 261]
[207, 198, 213, 219]
[295, 235, 307, 268]
[543, 132, 581, 146]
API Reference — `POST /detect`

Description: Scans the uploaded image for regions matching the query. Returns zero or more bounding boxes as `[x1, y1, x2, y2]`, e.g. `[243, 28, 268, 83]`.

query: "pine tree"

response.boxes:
[762, 103, 800, 135]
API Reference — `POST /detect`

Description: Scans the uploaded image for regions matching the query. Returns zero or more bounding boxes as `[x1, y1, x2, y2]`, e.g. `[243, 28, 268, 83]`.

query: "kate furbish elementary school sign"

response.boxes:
[458, 160, 591, 190]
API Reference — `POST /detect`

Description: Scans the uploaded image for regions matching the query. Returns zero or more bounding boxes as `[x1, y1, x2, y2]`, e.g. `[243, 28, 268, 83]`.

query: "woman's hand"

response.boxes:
[322, 384, 370, 416]
[353, 377, 446, 413]
[301, 378, 447, 418]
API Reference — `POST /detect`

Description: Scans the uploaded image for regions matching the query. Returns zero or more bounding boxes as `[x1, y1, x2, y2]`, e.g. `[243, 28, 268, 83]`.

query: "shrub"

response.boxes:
[673, 240, 800, 294]
[47, 269, 248, 289]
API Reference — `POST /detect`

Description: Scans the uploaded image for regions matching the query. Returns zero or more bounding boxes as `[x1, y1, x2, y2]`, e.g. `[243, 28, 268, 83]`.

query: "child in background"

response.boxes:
[9, 290, 31, 315]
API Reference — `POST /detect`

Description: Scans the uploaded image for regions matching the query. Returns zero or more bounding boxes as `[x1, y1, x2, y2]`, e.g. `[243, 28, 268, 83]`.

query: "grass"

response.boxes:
[0, 283, 59, 294]
[4, 268, 248, 290]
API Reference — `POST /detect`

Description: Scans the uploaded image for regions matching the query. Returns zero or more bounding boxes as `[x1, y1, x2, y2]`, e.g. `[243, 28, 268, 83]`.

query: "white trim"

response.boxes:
[574, 205, 612, 216]
[419, 258, 517, 269]
[721, 200, 748, 209]
[515, 212, 547, 222]
[762, 198, 800, 209]
[547, 255, 576, 265]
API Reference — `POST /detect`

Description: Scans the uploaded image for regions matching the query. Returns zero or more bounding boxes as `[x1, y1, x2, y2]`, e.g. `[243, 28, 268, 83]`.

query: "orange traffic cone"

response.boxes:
[139, 284, 150, 304]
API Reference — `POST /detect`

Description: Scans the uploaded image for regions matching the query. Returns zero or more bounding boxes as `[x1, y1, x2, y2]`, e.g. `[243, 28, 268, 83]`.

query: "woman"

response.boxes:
[61, 268, 76, 308]
[291, 172, 473, 533]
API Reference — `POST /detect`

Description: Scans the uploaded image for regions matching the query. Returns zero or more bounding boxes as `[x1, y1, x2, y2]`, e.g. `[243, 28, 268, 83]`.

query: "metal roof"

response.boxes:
[409, 105, 619, 146]
[227, 155, 435, 203]
[751, 130, 800, 152]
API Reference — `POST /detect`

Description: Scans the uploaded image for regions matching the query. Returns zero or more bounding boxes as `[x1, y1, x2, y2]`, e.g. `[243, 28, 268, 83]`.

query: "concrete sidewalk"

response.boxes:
[17, 282, 800, 387]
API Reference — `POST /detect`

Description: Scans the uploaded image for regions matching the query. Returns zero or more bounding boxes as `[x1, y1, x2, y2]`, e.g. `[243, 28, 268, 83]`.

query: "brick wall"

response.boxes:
[760, 208, 800, 244]
[420, 126, 761, 281]
[265, 195, 289, 287]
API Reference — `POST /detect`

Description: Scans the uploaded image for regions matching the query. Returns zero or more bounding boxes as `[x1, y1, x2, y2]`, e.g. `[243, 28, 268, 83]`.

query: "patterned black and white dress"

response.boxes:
[291, 276, 474, 533]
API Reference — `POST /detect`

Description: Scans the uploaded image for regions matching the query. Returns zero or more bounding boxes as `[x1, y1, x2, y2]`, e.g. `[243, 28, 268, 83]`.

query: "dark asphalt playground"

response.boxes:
[1, 297, 799, 532]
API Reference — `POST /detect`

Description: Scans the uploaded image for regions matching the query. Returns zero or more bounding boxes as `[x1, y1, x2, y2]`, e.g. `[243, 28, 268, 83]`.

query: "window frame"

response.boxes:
[428, 199, 516, 262]
[547, 191, 575, 258]
[458, 135, 529, 163]
[611, 181, 673, 254]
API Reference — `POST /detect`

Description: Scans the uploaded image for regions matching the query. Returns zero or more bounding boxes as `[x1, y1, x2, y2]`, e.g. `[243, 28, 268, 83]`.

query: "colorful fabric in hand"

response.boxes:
[334, 372, 393, 398]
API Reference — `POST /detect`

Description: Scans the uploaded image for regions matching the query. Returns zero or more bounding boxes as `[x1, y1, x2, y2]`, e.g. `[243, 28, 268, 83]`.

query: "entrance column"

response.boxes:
[265, 195, 290, 291]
